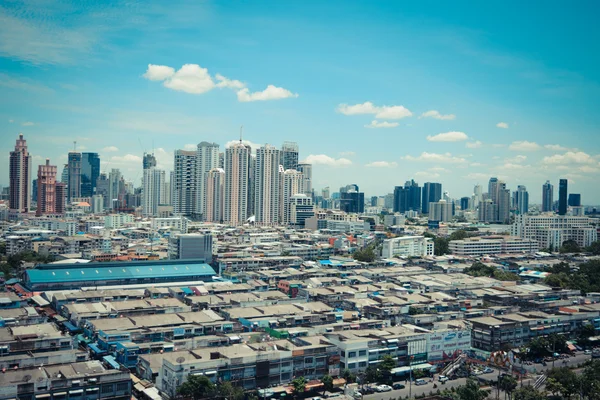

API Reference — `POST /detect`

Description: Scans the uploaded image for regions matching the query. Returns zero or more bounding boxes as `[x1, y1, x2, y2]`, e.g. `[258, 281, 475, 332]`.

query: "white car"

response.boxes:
[584, 350, 592, 355]
[376, 385, 392, 392]
[438, 375, 449, 383]
[353, 392, 362, 399]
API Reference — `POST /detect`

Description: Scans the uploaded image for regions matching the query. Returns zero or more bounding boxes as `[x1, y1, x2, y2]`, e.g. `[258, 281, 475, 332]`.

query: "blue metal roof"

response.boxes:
[26, 262, 215, 284]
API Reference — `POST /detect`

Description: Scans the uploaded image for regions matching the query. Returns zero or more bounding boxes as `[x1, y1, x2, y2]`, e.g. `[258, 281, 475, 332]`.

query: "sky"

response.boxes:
[1, 0, 599, 204]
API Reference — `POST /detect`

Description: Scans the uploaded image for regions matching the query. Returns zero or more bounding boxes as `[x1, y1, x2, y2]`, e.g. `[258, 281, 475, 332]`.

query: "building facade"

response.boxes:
[205, 168, 225, 223]
[196, 142, 220, 218]
[173, 150, 197, 216]
[224, 142, 251, 225]
[254, 145, 281, 225]
[381, 236, 435, 258]
[511, 214, 598, 249]
[9, 133, 32, 213]
[36, 159, 58, 216]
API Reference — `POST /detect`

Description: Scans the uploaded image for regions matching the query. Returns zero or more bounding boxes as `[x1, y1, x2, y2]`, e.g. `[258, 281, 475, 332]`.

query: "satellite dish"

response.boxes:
[176, 357, 186, 364]
[23, 374, 32, 382]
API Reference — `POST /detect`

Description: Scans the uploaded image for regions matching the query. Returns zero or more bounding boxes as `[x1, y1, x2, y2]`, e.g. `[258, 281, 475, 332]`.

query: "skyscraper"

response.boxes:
[142, 168, 165, 217]
[254, 145, 281, 225]
[96, 172, 110, 209]
[281, 141, 299, 171]
[542, 180, 554, 212]
[393, 186, 409, 213]
[196, 142, 220, 218]
[558, 179, 568, 216]
[205, 168, 225, 223]
[568, 193, 581, 207]
[143, 152, 157, 169]
[473, 184, 483, 209]
[429, 200, 454, 222]
[514, 185, 529, 215]
[460, 197, 470, 211]
[405, 180, 422, 212]
[108, 169, 122, 210]
[297, 162, 312, 197]
[55, 183, 66, 214]
[224, 142, 251, 225]
[422, 182, 442, 214]
[9, 133, 32, 213]
[67, 152, 82, 202]
[281, 169, 304, 224]
[81, 152, 100, 197]
[172, 150, 197, 216]
[488, 177, 499, 205]
[497, 186, 511, 224]
[36, 159, 57, 216]
[340, 185, 364, 213]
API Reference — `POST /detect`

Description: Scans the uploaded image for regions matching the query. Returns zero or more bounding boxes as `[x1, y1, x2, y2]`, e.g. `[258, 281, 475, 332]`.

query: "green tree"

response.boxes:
[497, 375, 518, 400]
[342, 368, 356, 384]
[545, 272, 570, 288]
[560, 239, 582, 254]
[454, 379, 489, 400]
[217, 382, 244, 400]
[544, 378, 564, 398]
[580, 360, 600, 400]
[177, 375, 216, 400]
[449, 230, 469, 241]
[353, 247, 376, 262]
[587, 240, 600, 255]
[546, 367, 579, 399]
[378, 354, 396, 383]
[547, 333, 568, 354]
[363, 365, 380, 384]
[577, 323, 597, 348]
[434, 237, 449, 255]
[291, 376, 307, 398]
[512, 386, 545, 400]
[321, 374, 334, 395]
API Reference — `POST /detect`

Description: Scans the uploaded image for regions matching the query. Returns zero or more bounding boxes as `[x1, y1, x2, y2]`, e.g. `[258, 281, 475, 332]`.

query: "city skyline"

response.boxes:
[1, 1, 600, 202]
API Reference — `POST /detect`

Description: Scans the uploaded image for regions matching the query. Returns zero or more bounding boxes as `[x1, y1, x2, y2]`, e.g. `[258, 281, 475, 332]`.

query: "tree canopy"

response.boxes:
[454, 379, 489, 400]
[177, 375, 216, 399]
[543, 260, 600, 294]
[560, 239, 582, 254]
[463, 261, 520, 281]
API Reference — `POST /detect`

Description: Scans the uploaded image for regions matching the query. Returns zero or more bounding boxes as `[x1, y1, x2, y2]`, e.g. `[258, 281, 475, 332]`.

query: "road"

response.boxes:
[520, 352, 593, 374]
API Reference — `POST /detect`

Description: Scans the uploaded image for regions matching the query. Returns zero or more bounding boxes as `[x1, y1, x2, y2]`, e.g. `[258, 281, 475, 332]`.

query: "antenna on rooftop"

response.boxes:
[240, 125, 244, 143]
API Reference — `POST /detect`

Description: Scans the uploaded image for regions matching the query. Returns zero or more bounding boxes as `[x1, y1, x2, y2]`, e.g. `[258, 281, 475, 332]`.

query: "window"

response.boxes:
[116, 382, 129, 392]
[348, 351, 356, 358]
[359, 361, 367, 368]
[358, 350, 367, 357]
[340, 351, 345, 357]
[348, 363, 356, 369]
[101, 385, 114, 394]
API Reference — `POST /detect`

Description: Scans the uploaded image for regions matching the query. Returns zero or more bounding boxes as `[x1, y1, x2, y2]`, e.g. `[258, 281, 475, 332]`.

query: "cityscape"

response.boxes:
[1, 2, 600, 400]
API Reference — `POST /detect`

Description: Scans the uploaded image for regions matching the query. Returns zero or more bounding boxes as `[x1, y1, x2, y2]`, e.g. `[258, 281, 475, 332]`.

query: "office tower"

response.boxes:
[92, 195, 104, 214]
[488, 177, 499, 205]
[568, 193, 581, 207]
[322, 187, 330, 199]
[558, 179, 568, 216]
[205, 168, 225, 223]
[542, 181, 554, 212]
[297, 162, 312, 197]
[289, 194, 314, 227]
[143, 152, 157, 169]
[108, 169, 122, 210]
[142, 168, 165, 217]
[370, 196, 378, 207]
[513, 185, 529, 215]
[36, 159, 57, 216]
[60, 165, 68, 184]
[96, 173, 109, 208]
[498, 187, 511, 224]
[67, 152, 82, 202]
[247, 153, 256, 218]
[281, 169, 304, 224]
[80, 152, 100, 198]
[473, 184, 483, 209]
[254, 145, 281, 225]
[55, 183, 66, 214]
[9, 133, 32, 213]
[422, 182, 442, 214]
[405, 180, 421, 212]
[281, 141, 299, 171]
[478, 199, 498, 223]
[32, 179, 38, 203]
[393, 186, 409, 213]
[460, 197, 470, 210]
[340, 185, 364, 213]
[196, 142, 220, 218]
[384, 193, 394, 209]
[224, 141, 251, 225]
[429, 200, 454, 222]
[173, 150, 197, 216]
[218, 152, 224, 169]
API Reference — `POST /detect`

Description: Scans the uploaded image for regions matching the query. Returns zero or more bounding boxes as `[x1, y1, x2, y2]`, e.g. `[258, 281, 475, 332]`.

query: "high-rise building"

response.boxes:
[218, 152, 224, 169]
[322, 187, 330, 199]
[254, 145, 281, 225]
[92, 195, 104, 214]
[67, 152, 82, 202]
[55, 183, 66, 214]
[488, 177, 499, 205]
[542, 181, 554, 212]
[36, 159, 57, 216]
[297, 162, 312, 197]
[289, 194, 314, 227]
[422, 182, 442, 214]
[393, 186, 409, 213]
[196, 142, 220, 218]
[460, 197, 470, 211]
[168, 234, 213, 262]
[173, 150, 197, 216]
[478, 199, 498, 223]
[143, 153, 157, 169]
[429, 200, 454, 222]
[142, 168, 165, 217]
[280, 169, 304, 224]
[568, 193, 581, 207]
[9, 134, 32, 213]
[224, 142, 251, 225]
[281, 141, 299, 171]
[60, 165, 68, 184]
[558, 179, 568, 216]
[497, 186, 511, 224]
[514, 185, 529, 215]
[32, 179, 38, 203]
[404, 180, 421, 212]
[96, 173, 110, 209]
[205, 168, 225, 223]
[108, 169, 122, 210]
[81, 152, 100, 197]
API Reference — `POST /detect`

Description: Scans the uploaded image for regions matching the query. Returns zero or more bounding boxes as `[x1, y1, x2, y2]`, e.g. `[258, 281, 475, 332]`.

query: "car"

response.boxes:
[392, 383, 406, 390]
[362, 387, 375, 395]
[483, 367, 494, 374]
[352, 392, 362, 399]
[585, 350, 592, 355]
[438, 375, 449, 383]
[415, 379, 427, 386]
[376, 385, 392, 392]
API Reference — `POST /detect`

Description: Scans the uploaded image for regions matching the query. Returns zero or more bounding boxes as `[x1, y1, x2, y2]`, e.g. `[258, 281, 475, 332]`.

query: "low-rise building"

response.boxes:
[381, 236, 435, 258]
[449, 236, 539, 256]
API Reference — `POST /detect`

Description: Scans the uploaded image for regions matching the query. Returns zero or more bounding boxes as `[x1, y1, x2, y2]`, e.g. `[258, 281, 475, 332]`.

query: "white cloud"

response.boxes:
[429, 167, 450, 173]
[579, 165, 600, 174]
[337, 102, 413, 120]
[500, 163, 530, 170]
[508, 141, 540, 151]
[224, 140, 263, 153]
[420, 110, 456, 120]
[162, 64, 215, 94]
[427, 131, 468, 142]
[466, 140, 483, 149]
[365, 161, 398, 168]
[544, 144, 572, 152]
[492, 144, 506, 148]
[496, 122, 509, 129]
[470, 162, 485, 167]
[365, 120, 399, 129]
[465, 172, 490, 180]
[183, 144, 197, 151]
[542, 151, 597, 165]
[110, 154, 142, 163]
[303, 154, 352, 167]
[143, 64, 175, 81]
[415, 171, 441, 179]
[8, 119, 14, 123]
[215, 74, 244, 89]
[402, 152, 467, 164]
[102, 146, 119, 152]
[505, 155, 527, 163]
[21, 121, 35, 126]
[237, 85, 298, 102]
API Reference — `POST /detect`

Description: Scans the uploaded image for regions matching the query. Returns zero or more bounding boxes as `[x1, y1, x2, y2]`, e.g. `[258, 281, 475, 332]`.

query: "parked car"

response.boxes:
[376, 385, 392, 392]
[438, 375, 449, 383]
[483, 367, 494, 374]
[392, 383, 406, 390]
[362, 387, 375, 395]
[352, 392, 362, 399]
[585, 350, 592, 355]
[415, 379, 427, 386]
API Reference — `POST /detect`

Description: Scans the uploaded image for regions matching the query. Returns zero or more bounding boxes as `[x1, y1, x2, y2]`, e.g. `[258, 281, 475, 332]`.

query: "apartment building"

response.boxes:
[449, 236, 539, 256]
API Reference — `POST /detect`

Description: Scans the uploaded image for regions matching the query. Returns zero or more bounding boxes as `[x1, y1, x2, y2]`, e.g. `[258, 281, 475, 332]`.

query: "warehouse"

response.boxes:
[22, 259, 217, 291]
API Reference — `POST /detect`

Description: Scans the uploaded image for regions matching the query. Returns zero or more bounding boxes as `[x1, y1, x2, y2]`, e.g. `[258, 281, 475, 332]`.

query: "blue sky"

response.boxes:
[1, 0, 599, 203]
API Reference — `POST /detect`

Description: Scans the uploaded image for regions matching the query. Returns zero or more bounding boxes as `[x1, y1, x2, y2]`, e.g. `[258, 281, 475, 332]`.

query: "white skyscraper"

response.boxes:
[205, 168, 225, 223]
[108, 169, 121, 210]
[280, 169, 304, 224]
[224, 142, 251, 225]
[196, 142, 219, 218]
[473, 184, 483, 209]
[297, 162, 312, 197]
[254, 145, 281, 225]
[173, 150, 197, 216]
[142, 168, 165, 217]
[429, 200, 454, 222]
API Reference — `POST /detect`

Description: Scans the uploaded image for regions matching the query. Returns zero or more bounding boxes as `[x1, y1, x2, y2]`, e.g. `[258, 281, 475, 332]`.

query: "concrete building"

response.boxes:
[9, 133, 32, 213]
[381, 236, 434, 258]
[142, 168, 165, 217]
[558, 178, 568, 216]
[151, 216, 188, 233]
[224, 141, 251, 225]
[297, 162, 312, 197]
[205, 168, 225, 223]
[497, 184, 511, 224]
[196, 142, 220, 218]
[173, 150, 197, 216]
[422, 182, 442, 214]
[104, 213, 134, 229]
[449, 236, 539, 256]
[67, 151, 82, 202]
[542, 180, 554, 212]
[289, 193, 314, 227]
[254, 144, 281, 225]
[81, 152, 100, 198]
[478, 199, 498, 223]
[143, 152, 157, 169]
[36, 159, 58, 216]
[428, 199, 453, 222]
[281, 169, 304, 224]
[168, 234, 213, 262]
[511, 214, 598, 249]
[514, 185, 529, 215]
[281, 141, 299, 171]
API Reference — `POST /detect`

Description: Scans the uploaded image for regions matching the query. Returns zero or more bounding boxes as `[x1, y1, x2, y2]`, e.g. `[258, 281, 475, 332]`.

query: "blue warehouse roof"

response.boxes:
[26, 262, 215, 284]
